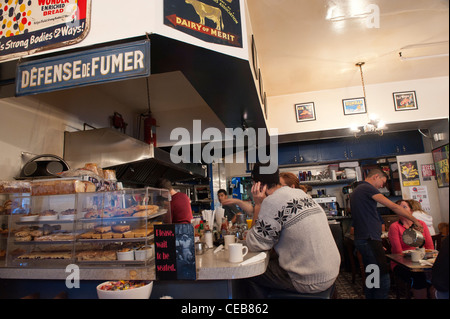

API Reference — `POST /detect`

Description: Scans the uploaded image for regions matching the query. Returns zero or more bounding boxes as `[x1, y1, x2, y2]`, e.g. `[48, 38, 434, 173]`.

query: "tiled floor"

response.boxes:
[335, 270, 402, 299]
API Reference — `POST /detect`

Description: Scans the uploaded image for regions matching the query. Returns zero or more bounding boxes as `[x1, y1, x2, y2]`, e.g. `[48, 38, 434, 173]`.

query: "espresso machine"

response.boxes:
[313, 197, 338, 216]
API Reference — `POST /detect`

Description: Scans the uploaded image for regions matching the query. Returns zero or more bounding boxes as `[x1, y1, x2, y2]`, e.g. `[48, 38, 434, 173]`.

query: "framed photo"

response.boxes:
[342, 97, 366, 115]
[432, 143, 449, 188]
[251, 35, 258, 80]
[263, 92, 268, 120]
[393, 91, 418, 111]
[295, 102, 316, 122]
[258, 68, 264, 103]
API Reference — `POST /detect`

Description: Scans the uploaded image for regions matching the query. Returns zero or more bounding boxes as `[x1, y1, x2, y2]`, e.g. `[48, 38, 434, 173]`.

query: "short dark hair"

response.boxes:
[155, 178, 173, 190]
[251, 162, 280, 189]
[367, 169, 388, 179]
[217, 189, 227, 196]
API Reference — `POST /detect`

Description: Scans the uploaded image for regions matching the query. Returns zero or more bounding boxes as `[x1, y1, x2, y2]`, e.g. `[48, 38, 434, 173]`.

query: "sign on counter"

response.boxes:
[154, 224, 196, 281]
[15, 40, 150, 96]
[0, 0, 91, 62]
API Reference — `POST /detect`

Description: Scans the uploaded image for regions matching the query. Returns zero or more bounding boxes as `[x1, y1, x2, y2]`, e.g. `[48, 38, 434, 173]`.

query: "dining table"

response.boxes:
[385, 253, 436, 272]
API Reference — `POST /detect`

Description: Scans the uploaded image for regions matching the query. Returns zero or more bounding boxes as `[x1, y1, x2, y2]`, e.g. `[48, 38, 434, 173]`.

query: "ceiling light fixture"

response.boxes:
[351, 62, 387, 138]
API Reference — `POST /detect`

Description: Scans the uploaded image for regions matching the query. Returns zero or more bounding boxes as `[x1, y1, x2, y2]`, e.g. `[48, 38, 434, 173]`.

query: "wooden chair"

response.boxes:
[431, 233, 442, 251]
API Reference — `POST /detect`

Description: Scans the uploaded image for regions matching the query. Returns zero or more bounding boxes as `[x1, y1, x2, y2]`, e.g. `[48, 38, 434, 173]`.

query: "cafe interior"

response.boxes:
[0, 0, 448, 300]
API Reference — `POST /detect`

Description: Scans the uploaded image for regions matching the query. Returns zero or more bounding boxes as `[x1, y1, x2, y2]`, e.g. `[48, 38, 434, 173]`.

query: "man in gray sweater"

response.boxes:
[245, 163, 341, 297]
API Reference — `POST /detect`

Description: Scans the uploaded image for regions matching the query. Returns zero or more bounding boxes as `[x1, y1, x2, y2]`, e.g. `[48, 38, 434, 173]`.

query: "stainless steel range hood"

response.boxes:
[63, 128, 206, 186]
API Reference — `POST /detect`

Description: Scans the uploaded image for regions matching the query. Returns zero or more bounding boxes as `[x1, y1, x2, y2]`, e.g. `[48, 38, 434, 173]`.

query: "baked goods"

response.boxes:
[94, 225, 111, 233]
[76, 250, 116, 261]
[112, 225, 130, 233]
[0, 181, 31, 193]
[39, 209, 58, 217]
[17, 251, 72, 260]
[31, 179, 96, 196]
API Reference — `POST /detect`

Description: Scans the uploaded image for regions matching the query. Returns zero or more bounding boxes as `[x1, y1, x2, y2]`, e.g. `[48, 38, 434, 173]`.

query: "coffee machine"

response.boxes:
[313, 197, 338, 216]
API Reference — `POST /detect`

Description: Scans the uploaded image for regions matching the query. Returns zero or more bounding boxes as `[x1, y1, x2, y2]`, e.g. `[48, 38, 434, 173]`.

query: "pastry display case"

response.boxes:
[3, 187, 170, 269]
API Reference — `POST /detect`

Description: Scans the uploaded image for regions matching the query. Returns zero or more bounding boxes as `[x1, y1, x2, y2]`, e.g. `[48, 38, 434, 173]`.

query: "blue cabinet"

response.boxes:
[278, 130, 424, 166]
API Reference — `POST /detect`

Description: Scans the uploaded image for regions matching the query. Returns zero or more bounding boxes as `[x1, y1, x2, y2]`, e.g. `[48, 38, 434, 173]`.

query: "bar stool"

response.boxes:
[267, 283, 337, 299]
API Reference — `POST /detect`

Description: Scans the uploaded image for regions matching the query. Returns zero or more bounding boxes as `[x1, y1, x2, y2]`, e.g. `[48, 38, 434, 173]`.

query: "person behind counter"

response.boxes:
[388, 199, 434, 299]
[244, 162, 341, 298]
[217, 189, 241, 223]
[155, 178, 192, 224]
[350, 169, 423, 299]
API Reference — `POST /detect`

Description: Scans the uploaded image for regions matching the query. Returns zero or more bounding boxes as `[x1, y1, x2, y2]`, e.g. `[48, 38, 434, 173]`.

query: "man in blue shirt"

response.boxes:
[350, 169, 422, 299]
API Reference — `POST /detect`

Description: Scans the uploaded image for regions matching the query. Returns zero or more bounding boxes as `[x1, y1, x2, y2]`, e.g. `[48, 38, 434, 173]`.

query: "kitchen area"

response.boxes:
[0, 0, 449, 302]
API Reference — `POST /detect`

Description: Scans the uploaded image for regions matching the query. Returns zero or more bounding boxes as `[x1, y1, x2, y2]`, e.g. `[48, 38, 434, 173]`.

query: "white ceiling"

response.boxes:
[246, 0, 449, 97]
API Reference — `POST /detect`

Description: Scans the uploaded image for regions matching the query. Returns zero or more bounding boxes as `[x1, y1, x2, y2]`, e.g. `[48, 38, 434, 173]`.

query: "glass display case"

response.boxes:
[3, 187, 170, 269]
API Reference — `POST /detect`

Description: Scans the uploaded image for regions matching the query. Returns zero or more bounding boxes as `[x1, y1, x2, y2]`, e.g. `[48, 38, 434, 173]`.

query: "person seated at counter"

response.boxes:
[217, 189, 241, 223]
[155, 178, 192, 224]
[388, 199, 434, 299]
[244, 162, 341, 298]
[279, 172, 308, 193]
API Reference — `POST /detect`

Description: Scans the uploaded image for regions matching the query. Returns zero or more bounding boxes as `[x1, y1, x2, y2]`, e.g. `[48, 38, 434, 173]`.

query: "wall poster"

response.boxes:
[432, 144, 449, 188]
[164, 0, 242, 48]
[400, 160, 420, 187]
[0, 0, 91, 62]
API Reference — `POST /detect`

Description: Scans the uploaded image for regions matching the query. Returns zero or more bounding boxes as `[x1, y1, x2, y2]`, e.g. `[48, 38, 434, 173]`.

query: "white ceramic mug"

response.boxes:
[411, 249, 425, 262]
[228, 243, 248, 263]
[224, 235, 236, 250]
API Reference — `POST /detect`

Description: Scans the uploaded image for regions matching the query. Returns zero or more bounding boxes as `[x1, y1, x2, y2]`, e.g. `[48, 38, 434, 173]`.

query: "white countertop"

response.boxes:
[0, 247, 269, 281]
[196, 248, 269, 280]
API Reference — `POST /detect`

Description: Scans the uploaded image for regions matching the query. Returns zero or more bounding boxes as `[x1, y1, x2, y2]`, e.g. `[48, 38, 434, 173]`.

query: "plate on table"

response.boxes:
[402, 250, 414, 256]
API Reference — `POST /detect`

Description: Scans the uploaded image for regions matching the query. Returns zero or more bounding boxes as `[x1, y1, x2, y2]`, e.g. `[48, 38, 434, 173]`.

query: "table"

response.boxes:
[385, 254, 434, 272]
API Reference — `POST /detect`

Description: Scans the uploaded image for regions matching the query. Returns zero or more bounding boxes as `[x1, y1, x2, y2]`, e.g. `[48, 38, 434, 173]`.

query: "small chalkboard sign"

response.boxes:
[154, 224, 196, 280]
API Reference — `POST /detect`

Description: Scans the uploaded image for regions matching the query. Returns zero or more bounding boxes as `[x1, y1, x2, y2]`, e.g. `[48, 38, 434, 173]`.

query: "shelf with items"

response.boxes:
[3, 187, 169, 269]
[300, 178, 357, 186]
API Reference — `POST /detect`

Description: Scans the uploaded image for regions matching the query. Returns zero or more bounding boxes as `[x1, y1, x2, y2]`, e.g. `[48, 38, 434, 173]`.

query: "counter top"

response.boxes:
[0, 247, 269, 281]
[196, 248, 269, 280]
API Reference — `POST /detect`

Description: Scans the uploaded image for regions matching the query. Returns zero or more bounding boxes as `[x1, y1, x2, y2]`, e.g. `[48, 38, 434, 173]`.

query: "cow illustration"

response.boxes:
[185, 0, 224, 31]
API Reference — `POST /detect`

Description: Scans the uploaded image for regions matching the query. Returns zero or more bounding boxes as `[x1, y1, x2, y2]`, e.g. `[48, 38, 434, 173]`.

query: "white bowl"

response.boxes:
[39, 215, 58, 221]
[20, 215, 39, 222]
[96, 281, 153, 299]
[117, 250, 134, 261]
[59, 214, 76, 221]
[135, 248, 153, 261]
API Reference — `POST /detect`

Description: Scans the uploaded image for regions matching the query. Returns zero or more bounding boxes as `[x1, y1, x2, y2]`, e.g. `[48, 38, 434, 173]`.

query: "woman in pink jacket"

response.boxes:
[388, 199, 434, 299]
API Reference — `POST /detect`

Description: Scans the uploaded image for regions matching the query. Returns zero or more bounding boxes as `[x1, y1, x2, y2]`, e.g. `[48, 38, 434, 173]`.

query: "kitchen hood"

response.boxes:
[63, 128, 206, 186]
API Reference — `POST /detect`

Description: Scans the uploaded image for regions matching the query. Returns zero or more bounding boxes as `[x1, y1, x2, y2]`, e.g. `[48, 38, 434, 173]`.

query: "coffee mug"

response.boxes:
[224, 235, 236, 250]
[411, 249, 425, 262]
[228, 243, 248, 263]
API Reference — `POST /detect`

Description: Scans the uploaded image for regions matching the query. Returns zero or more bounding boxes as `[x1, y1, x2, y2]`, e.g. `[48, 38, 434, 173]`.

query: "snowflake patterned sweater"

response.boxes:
[246, 186, 341, 293]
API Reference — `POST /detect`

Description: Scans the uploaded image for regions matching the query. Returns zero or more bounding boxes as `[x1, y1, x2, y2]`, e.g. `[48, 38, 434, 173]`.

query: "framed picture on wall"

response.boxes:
[393, 91, 418, 111]
[295, 102, 316, 122]
[342, 97, 366, 115]
[432, 143, 449, 188]
[251, 35, 258, 80]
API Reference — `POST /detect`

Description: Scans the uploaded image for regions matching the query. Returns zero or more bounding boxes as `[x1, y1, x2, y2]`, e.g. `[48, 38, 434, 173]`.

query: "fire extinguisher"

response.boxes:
[144, 115, 157, 147]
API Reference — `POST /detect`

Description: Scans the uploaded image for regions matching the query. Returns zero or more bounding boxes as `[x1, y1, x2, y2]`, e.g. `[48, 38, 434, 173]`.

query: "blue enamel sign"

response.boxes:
[16, 40, 150, 96]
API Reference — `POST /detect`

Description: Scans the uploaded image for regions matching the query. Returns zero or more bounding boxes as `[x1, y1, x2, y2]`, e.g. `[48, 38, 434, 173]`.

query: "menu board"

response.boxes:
[154, 224, 196, 280]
